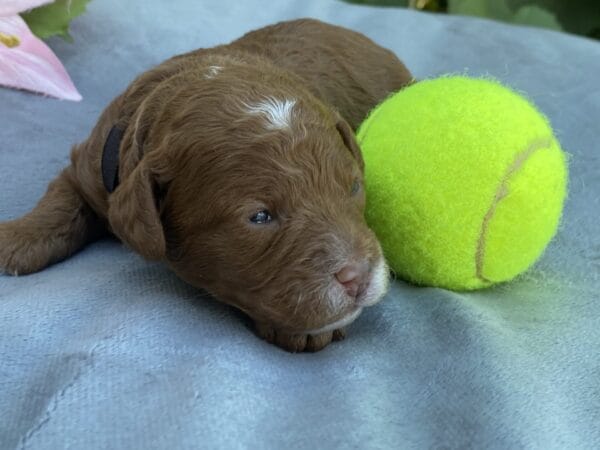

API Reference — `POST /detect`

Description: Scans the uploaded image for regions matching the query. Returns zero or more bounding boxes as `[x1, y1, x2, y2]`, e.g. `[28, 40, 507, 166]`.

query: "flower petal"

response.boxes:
[0, 0, 53, 17]
[0, 15, 81, 101]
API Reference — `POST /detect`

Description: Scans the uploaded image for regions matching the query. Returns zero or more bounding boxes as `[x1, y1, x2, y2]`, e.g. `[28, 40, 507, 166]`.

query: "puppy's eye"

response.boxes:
[249, 210, 273, 224]
[351, 179, 361, 196]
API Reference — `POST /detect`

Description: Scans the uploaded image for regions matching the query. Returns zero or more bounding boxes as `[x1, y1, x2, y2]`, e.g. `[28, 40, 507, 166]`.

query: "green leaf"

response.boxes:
[21, 0, 91, 42]
[511, 4, 562, 31]
[448, 0, 563, 31]
[519, 0, 600, 37]
[342, 0, 409, 6]
[448, 0, 514, 21]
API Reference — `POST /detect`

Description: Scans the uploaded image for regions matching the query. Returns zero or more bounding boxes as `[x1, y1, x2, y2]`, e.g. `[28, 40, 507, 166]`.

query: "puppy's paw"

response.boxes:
[254, 322, 346, 353]
[0, 223, 42, 276]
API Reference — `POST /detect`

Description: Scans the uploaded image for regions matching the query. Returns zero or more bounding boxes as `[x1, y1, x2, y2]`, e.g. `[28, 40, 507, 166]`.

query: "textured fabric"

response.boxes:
[1, 1, 599, 449]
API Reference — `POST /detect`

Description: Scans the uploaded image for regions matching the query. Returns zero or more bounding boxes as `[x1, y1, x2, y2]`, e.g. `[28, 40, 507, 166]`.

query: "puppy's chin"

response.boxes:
[305, 307, 364, 335]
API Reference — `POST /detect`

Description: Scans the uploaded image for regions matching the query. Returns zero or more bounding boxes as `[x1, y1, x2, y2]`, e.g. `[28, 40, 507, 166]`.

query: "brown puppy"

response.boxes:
[0, 19, 412, 352]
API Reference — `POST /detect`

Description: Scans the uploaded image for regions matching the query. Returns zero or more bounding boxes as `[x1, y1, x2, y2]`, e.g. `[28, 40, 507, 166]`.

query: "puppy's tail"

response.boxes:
[0, 168, 104, 275]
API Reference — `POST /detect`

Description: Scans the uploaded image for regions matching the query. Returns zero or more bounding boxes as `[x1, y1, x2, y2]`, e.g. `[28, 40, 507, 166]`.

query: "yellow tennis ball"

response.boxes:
[358, 76, 568, 291]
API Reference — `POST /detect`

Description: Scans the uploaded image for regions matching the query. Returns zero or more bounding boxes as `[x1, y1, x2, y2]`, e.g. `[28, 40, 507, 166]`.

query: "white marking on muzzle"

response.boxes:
[307, 254, 389, 335]
[358, 256, 389, 307]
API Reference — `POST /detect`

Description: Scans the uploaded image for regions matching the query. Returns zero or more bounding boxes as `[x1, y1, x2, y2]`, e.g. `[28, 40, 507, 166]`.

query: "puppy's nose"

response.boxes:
[335, 262, 370, 298]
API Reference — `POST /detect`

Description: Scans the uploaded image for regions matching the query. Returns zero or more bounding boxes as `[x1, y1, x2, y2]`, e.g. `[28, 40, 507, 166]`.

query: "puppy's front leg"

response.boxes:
[0, 168, 104, 275]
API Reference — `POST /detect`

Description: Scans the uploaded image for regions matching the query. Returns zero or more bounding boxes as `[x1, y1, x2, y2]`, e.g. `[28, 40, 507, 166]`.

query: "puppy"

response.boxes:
[0, 19, 412, 352]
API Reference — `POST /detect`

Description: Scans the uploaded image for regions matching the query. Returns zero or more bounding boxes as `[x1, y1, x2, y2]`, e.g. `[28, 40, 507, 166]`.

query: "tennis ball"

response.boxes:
[358, 76, 568, 291]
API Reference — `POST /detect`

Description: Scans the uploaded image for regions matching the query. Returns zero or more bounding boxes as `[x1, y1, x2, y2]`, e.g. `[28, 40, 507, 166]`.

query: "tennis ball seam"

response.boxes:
[475, 137, 553, 283]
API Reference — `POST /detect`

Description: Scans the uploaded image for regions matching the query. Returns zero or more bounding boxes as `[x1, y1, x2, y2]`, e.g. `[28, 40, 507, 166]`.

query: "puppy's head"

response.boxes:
[108, 61, 389, 334]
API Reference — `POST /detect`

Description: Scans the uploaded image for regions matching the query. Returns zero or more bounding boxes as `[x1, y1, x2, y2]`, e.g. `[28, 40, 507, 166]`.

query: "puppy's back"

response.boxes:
[209, 18, 412, 129]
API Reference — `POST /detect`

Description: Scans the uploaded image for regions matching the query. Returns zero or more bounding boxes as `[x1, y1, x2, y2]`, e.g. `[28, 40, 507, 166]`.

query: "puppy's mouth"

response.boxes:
[306, 256, 389, 335]
[305, 307, 364, 335]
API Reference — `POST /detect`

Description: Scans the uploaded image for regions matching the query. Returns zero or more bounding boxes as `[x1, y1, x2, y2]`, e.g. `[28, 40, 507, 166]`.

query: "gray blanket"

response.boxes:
[1, 1, 599, 448]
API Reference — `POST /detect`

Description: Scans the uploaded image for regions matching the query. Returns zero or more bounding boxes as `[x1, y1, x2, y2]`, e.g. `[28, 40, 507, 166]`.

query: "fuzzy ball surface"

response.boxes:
[357, 76, 568, 290]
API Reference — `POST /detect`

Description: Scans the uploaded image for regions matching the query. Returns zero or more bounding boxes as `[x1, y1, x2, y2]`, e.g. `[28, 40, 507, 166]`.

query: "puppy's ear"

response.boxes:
[336, 119, 365, 172]
[107, 156, 166, 260]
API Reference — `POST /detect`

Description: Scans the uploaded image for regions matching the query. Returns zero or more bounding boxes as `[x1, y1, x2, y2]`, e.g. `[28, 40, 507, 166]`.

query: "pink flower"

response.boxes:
[0, 0, 82, 101]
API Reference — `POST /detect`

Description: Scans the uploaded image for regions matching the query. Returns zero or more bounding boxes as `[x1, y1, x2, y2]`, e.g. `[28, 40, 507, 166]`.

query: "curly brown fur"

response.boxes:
[0, 19, 412, 352]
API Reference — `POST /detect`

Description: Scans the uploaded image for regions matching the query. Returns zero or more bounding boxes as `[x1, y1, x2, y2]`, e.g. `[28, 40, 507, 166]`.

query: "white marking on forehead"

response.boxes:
[244, 97, 296, 130]
[204, 65, 223, 79]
